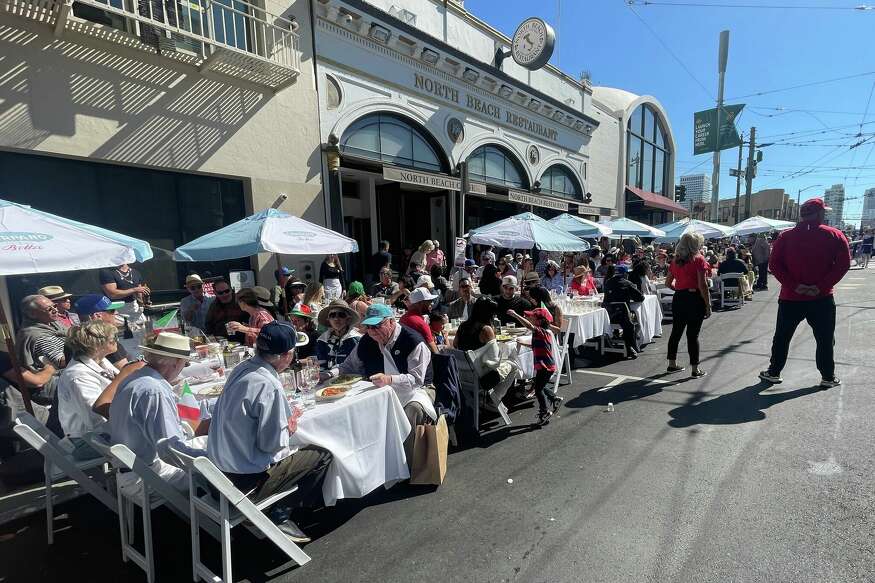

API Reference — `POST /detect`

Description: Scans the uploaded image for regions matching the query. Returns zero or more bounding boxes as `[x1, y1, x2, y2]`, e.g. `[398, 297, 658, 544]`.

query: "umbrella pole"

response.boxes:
[0, 297, 33, 415]
[274, 253, 288, 316]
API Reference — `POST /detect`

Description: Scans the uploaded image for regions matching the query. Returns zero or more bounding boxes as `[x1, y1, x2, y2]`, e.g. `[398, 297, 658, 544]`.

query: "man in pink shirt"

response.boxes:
[759, 198, 850, 388]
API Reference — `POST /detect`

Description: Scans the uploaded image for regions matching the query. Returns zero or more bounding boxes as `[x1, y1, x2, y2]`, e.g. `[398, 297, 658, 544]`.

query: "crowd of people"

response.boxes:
[0, 197, 856, 546]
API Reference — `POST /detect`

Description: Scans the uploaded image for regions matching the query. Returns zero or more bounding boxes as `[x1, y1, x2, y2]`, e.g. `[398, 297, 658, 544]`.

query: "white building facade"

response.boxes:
[861, 187, 875, 230]
[823, 184, 846, 227]
[679, 173, 711, 213]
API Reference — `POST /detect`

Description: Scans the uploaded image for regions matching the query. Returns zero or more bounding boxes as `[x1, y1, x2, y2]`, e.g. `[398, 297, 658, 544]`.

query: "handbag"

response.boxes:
[410, 415, 449, 486]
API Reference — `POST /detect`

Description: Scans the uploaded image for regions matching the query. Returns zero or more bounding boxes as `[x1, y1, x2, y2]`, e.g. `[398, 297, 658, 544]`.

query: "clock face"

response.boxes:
[511, 18, 556, 70]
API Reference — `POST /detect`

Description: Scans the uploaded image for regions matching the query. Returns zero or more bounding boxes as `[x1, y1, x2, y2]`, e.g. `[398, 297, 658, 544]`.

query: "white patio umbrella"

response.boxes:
[729, 216, 795, 237]
[0, 198, 154, 413]
[469, 212, 590, 251]
[599, 217, 666, 238]
[549, 213, 613, 237]
[653, 217, 733, 242]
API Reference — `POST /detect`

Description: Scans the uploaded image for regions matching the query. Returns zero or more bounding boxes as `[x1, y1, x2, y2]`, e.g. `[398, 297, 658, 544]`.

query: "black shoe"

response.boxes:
[691, 369, 707, 378]
[277, 519, 311, 543]
[550, 396, 564, 414]
[535, 410, 552, 426]
[666, 365, 686, 373]
[819, 377, 841, 388]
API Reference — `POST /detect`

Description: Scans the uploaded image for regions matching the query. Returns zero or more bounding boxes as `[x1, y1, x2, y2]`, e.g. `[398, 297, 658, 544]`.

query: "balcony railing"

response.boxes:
[3, 0, 301, 90]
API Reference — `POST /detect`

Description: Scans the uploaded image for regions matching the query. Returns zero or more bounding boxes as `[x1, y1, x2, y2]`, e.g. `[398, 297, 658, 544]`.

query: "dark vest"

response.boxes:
[356, 325, 424, 378]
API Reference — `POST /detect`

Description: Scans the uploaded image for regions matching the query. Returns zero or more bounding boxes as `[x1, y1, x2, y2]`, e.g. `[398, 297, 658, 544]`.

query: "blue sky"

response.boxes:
[466, 0, 875, 224]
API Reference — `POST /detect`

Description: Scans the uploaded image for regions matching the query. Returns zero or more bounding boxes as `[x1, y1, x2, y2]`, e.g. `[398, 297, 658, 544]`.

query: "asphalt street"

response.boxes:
[1, 268, 873, 583]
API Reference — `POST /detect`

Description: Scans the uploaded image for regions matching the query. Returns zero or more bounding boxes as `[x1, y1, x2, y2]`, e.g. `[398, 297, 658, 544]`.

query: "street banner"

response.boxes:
[694, 104, 744, 155]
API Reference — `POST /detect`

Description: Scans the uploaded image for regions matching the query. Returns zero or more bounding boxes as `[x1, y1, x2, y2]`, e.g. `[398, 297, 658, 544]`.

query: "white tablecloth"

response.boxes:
[632, 294, 663, 346]
[289, 382, 411, 506]
[500, 337, 534, 379]
[565, 309, 612, 348]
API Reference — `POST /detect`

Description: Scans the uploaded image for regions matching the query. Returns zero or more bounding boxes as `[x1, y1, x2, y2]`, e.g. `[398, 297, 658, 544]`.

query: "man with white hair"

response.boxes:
[109, 332, 203, 495]
[207, 322, 331, 543]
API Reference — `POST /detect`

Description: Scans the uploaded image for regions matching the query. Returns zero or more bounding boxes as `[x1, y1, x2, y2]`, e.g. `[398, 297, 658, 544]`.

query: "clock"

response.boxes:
[511, 18, 556, 70]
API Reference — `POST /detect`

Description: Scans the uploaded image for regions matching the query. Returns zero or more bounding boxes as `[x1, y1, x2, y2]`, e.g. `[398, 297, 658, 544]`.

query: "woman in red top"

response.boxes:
[227, 287, 275, 346]
[569, 265, 598, 296]
[665, 232, 711, 377]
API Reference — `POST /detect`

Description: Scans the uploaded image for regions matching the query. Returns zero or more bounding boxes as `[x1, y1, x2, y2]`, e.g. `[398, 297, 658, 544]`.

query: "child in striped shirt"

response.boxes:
[508, 307, 563, 426]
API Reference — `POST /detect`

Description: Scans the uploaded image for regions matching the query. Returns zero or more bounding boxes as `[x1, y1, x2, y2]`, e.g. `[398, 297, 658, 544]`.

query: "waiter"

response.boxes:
[759, 198, 850, 388]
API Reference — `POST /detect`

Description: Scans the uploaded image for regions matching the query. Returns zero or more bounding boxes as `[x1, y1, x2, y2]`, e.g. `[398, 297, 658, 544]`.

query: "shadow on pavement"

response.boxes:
[667, 380, 825, 428]
[564, 380, 665, 410]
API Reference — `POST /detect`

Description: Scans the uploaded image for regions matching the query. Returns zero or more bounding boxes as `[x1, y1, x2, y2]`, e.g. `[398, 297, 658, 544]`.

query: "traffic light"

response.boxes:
[675, 185, 686, 202]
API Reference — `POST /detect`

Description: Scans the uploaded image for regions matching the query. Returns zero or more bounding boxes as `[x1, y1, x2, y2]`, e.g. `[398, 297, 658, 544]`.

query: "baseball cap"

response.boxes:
[416, 275, 434, 289]
[275, 266, 293, 277]
[185, 274, 203, 287]
[800, 197, 831, 215]
[464, 258, 476, 267]
[501, 275, 518, 288]
[361, 303, 394, 326]
[255, 321, 308, 354]
[615, 265, 629, 275]
[524, 307, 554, 323]
[348, 281, 365, 296]
[74, 294, 124, 316]
[409, 287, 438, 304]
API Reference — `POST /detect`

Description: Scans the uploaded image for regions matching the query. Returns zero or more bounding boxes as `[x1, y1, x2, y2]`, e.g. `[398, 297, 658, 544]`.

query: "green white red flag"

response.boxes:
[177, 380, 200, 422]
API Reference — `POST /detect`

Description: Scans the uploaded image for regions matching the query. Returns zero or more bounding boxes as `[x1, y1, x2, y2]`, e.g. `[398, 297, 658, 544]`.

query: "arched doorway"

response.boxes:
[464, 144, 532, 230]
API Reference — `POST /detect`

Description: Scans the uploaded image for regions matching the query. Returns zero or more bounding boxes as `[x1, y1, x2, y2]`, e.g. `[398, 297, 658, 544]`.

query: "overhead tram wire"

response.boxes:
[725, 71, 875, 101]
[627, 1, 874, 10]
[846, 80, 875, 185]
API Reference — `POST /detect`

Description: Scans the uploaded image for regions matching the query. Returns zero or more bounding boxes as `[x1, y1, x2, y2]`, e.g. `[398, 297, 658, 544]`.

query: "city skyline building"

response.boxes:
[823, 184, 845, 227]
[862, 187, 875, 230]
[679, 173, 711, 213]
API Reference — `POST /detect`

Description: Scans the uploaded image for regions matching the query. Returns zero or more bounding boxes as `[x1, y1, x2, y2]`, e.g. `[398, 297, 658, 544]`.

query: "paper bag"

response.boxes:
[410, 415, 448, 485]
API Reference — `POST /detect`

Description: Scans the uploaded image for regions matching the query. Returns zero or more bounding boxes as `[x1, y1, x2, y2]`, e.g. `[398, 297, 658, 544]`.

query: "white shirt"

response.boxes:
[57, 357, 117, 438]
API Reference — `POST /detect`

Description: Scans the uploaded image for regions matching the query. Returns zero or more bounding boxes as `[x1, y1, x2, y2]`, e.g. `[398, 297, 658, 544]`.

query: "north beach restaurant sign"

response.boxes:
[383, 166, 461, 190]
[508, 190, 568, 211]
[413, 73, 560, 143]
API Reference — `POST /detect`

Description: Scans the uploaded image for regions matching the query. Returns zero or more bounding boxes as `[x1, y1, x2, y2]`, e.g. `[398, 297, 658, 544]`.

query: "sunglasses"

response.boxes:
[328, 312, 348, 319]
[215, 288, 231, 296]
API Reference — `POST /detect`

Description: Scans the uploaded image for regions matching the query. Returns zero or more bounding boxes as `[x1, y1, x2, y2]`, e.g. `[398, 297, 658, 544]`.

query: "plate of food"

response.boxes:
[495, 334, 514, 342]
[331, 374, 362, 386]
[316, 386, 349, 401]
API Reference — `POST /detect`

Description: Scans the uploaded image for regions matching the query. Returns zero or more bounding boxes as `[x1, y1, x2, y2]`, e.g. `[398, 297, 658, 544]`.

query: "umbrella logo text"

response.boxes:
[283, 230, 317, 240]
[0, 232, 53, 243]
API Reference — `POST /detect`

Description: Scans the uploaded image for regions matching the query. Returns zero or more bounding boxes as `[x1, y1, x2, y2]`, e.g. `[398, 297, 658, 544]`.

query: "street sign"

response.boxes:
[694, 104, 744, 155]
[729, 168, 745, 178]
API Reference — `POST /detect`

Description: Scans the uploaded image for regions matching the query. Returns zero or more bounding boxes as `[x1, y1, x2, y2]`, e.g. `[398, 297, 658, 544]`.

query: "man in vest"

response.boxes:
[338, 304, 437, 468]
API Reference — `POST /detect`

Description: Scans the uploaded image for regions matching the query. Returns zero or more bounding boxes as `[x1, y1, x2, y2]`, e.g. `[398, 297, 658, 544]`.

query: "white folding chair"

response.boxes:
[718, 273, 746, 309]
[84, 432, 192, 583]
[168, 445, 311, 583]
[552, 319, 574, 393]
[460, 349, 512, 427]
[12, 413, 116, 545]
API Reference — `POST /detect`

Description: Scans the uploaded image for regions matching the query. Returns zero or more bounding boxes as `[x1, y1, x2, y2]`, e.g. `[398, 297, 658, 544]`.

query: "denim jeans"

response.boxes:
[768, 296, 836, 378]
[756, 262, 769, 288]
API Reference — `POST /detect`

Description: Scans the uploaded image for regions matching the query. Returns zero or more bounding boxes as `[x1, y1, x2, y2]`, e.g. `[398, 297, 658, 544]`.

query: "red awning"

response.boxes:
[626, 186, 689, 215]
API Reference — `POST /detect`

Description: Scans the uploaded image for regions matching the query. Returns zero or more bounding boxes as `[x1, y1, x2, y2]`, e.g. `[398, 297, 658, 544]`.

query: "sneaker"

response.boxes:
[666, 365, 686, 373]
[535, 410, 552, 426]
[524, 389, 536, 400]
[276, 519, 311, 543]
[550, 396, 564, 414]
[759, 370, 783, 384]
[691, 369, 707, 378]
[819, 377, 842, 388]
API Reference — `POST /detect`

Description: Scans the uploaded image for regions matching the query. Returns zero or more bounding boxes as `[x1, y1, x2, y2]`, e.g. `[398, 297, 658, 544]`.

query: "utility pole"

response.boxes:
[733, 131, 743, 224]
[744, 126, 756, 220]
[710, 30, 730, 222]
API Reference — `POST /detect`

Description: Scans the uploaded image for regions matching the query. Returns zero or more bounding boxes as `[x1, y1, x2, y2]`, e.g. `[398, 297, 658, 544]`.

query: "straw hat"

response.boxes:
[253, 286, 273, 308]
[139, 332, 193, 361]
[317, 299, 360, 328]
[184, 274, 203, 287]
[38, 285, 72, 301]
[573, 265, 589, 278]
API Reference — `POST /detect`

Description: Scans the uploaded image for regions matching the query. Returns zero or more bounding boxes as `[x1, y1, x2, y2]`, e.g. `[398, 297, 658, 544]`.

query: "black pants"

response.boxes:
[667, 290, 706, 365]
[608, 305, 640, 353]
[226, 445, 332, 522]
[532, 368, 558, 414]
[768, 296, 836, 378]
[756, 262, 769, 289]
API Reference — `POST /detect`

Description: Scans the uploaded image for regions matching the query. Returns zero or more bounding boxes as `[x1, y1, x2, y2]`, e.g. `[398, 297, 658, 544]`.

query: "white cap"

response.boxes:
[501, 275, 518, 288]
[409, 287, 438, 304]
[416, 274, 435, 289]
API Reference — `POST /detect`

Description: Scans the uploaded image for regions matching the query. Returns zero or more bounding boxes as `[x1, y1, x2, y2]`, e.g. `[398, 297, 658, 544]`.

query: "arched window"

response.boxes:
[467, 145, 528, 189]
[341, 113, 446, 172]
[626, 104, 670, 196]
[539, 165, 582, 200]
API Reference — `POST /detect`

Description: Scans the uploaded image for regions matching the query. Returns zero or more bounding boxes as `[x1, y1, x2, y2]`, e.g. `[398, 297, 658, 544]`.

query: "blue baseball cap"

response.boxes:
[615, 265, 629, 275]
[275, 266, 294, 279]
[361, 303, 394, 326]
[74, 294, 124, 316]
[256, 321, 308, 354]
[464, 258, 476, 267]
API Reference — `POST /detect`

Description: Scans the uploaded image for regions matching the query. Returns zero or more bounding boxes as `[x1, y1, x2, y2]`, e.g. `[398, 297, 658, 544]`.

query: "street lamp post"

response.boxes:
[796, 184, 824, 220]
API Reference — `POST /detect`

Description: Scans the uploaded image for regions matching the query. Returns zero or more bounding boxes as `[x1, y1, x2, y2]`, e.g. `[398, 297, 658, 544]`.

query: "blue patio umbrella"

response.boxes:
[548, 213, 613, 237]
[600, 217, 666, 238]
[174, 208, 358, 261]
[469, 212, 590, 251]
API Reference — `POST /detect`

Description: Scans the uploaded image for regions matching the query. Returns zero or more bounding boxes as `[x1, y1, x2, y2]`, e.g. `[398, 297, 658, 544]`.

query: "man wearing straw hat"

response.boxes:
[109, 331, 203, 496]
[38, 285, 78, 329]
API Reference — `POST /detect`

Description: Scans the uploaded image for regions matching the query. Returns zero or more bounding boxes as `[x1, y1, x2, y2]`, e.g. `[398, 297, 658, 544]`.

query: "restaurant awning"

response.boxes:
[625, 186, 689, 215]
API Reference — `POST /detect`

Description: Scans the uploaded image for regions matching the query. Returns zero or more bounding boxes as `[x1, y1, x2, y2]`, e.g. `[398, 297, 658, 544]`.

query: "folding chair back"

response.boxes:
[552, 317, 574, 392]
[719, 273, 746, 309]
[166, 445, 310, 583]
[444, 348, 480, 442]
[602, 303, 632, 357]
[13, 413, 116, 545]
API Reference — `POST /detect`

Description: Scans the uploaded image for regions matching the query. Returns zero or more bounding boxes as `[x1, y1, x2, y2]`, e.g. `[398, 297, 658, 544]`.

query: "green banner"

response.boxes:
[693, 104, 744, 155]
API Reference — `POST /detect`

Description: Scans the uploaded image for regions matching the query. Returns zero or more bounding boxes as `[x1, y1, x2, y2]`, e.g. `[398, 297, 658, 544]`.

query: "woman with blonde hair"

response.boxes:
[57, 320, 120, 457]
[665, 231, 711, 377]
[410, 240, 435, 273]
[302, 281, 325, 310]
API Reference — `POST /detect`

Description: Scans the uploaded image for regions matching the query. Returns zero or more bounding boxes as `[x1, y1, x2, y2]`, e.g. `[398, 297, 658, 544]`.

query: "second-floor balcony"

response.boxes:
[3, 0, 301, 91]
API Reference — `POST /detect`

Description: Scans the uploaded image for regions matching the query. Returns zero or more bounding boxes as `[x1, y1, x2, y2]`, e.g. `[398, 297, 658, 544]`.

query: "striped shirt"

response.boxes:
[531, 327, 557, 372]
